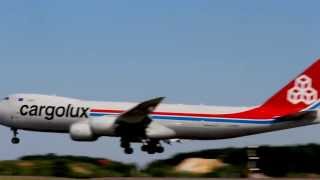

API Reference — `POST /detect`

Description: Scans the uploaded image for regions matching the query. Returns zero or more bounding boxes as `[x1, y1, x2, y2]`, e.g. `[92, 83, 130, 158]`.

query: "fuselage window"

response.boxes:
[18, 98, 24, 102]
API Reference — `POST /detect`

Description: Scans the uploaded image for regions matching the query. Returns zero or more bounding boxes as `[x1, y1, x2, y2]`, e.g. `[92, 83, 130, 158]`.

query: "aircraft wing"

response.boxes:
[113, 97, 165, 138]
[116, 97, 165, 124]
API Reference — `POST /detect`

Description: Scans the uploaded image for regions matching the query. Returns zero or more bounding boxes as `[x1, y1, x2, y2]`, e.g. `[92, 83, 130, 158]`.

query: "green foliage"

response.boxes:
[1, 144, 320, 178]
[143, 164, 175, 177]
[52, 160, 69, 177]
[258, 144, 320, 177]
[146, 143, 320, 178]
[0, 154, 139, 178]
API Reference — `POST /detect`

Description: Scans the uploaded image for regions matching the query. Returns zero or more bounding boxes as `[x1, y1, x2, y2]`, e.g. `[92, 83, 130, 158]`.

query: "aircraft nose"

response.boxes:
[0, 101, 10, 125]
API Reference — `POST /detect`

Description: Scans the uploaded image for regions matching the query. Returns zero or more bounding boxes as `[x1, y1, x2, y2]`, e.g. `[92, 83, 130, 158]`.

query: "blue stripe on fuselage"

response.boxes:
[308, 101, 320, 110]
[90, 113, 107, 117]
[152, 116, 274, 124]
[89, 113, 275, 125]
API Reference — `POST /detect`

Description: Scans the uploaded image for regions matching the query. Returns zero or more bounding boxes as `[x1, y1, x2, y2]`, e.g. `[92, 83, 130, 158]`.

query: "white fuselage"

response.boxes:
[0, 94, 319, 140]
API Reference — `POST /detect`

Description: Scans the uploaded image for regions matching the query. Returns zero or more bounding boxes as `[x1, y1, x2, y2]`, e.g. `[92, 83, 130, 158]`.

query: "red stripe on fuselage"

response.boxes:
[91, 109, 123, 113]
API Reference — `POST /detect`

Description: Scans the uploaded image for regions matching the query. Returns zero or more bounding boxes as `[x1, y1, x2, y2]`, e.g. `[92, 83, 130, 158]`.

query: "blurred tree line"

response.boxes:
[0, 144, 320, 178]
[146, 144, 320, 178]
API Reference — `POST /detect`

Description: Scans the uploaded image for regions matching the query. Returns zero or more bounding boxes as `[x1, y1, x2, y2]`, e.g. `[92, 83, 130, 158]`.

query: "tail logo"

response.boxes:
[287, 75, 318, 105]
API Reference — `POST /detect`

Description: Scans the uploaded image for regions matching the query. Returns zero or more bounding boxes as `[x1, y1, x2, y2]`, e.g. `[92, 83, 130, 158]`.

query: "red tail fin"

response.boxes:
[261, 59, 320, 114]
[208, 59, 320, 119]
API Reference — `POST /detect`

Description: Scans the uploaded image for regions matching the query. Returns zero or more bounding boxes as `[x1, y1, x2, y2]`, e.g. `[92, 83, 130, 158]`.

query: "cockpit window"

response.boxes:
[4, 97, 9, 100]
[18, 98, 24, 102]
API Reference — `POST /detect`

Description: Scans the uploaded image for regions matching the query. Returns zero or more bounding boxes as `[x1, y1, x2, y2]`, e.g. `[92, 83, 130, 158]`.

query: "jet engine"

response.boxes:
[70, 121, 97, 141]
[90, 116, 117, 136]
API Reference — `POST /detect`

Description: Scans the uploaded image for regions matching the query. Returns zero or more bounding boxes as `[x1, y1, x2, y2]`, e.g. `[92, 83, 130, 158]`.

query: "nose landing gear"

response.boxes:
[11, 128, 20, 144]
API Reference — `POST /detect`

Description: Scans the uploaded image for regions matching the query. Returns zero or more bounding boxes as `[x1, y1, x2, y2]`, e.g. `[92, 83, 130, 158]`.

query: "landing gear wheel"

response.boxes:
[11, 128, 20, 144]
[156, 146, 164, 153]
[124, 148, 134, 154]
[141, 145, 148, 152]
[147, 149, 156, 154]
[120, 138, 134, 154]
[11, 137, 20, 144]
[141, 139, 165, 154]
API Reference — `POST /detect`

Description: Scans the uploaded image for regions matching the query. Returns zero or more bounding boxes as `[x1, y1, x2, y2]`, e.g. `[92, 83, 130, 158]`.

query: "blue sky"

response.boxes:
[0, 0, 319, 166]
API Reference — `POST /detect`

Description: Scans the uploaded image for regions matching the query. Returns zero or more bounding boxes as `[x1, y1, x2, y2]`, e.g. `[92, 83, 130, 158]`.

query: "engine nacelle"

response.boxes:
[70, 122, 97, 141]
[146, 122, 176, 139]
[90, 116, 117, 136]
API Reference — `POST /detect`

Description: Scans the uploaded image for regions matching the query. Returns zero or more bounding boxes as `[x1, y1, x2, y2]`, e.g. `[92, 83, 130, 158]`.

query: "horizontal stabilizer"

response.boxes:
[275, 111, 317, 122]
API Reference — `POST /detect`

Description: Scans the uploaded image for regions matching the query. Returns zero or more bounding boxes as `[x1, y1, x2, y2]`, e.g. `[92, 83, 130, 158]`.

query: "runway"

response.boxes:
[0, 177, 309, 180]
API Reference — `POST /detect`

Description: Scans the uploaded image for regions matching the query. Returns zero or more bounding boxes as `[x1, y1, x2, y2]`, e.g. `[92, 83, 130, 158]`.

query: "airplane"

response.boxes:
[0, 59, 320, 154]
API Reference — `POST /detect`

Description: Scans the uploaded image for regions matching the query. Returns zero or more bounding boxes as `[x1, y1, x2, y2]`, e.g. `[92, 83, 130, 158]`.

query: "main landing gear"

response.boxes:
[141, 140, 164, 154]
[11, 128, 20, 144]
[120, 138, 134, 154]
[120, 138, 165, 154]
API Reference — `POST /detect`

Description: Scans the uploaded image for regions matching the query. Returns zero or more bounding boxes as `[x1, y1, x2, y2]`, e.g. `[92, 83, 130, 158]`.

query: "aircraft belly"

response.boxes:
[158, 119, 284, 140]
[160, 119, 318, 140]
[12, 116, 78, 133]
[157, 120, 249, 139]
